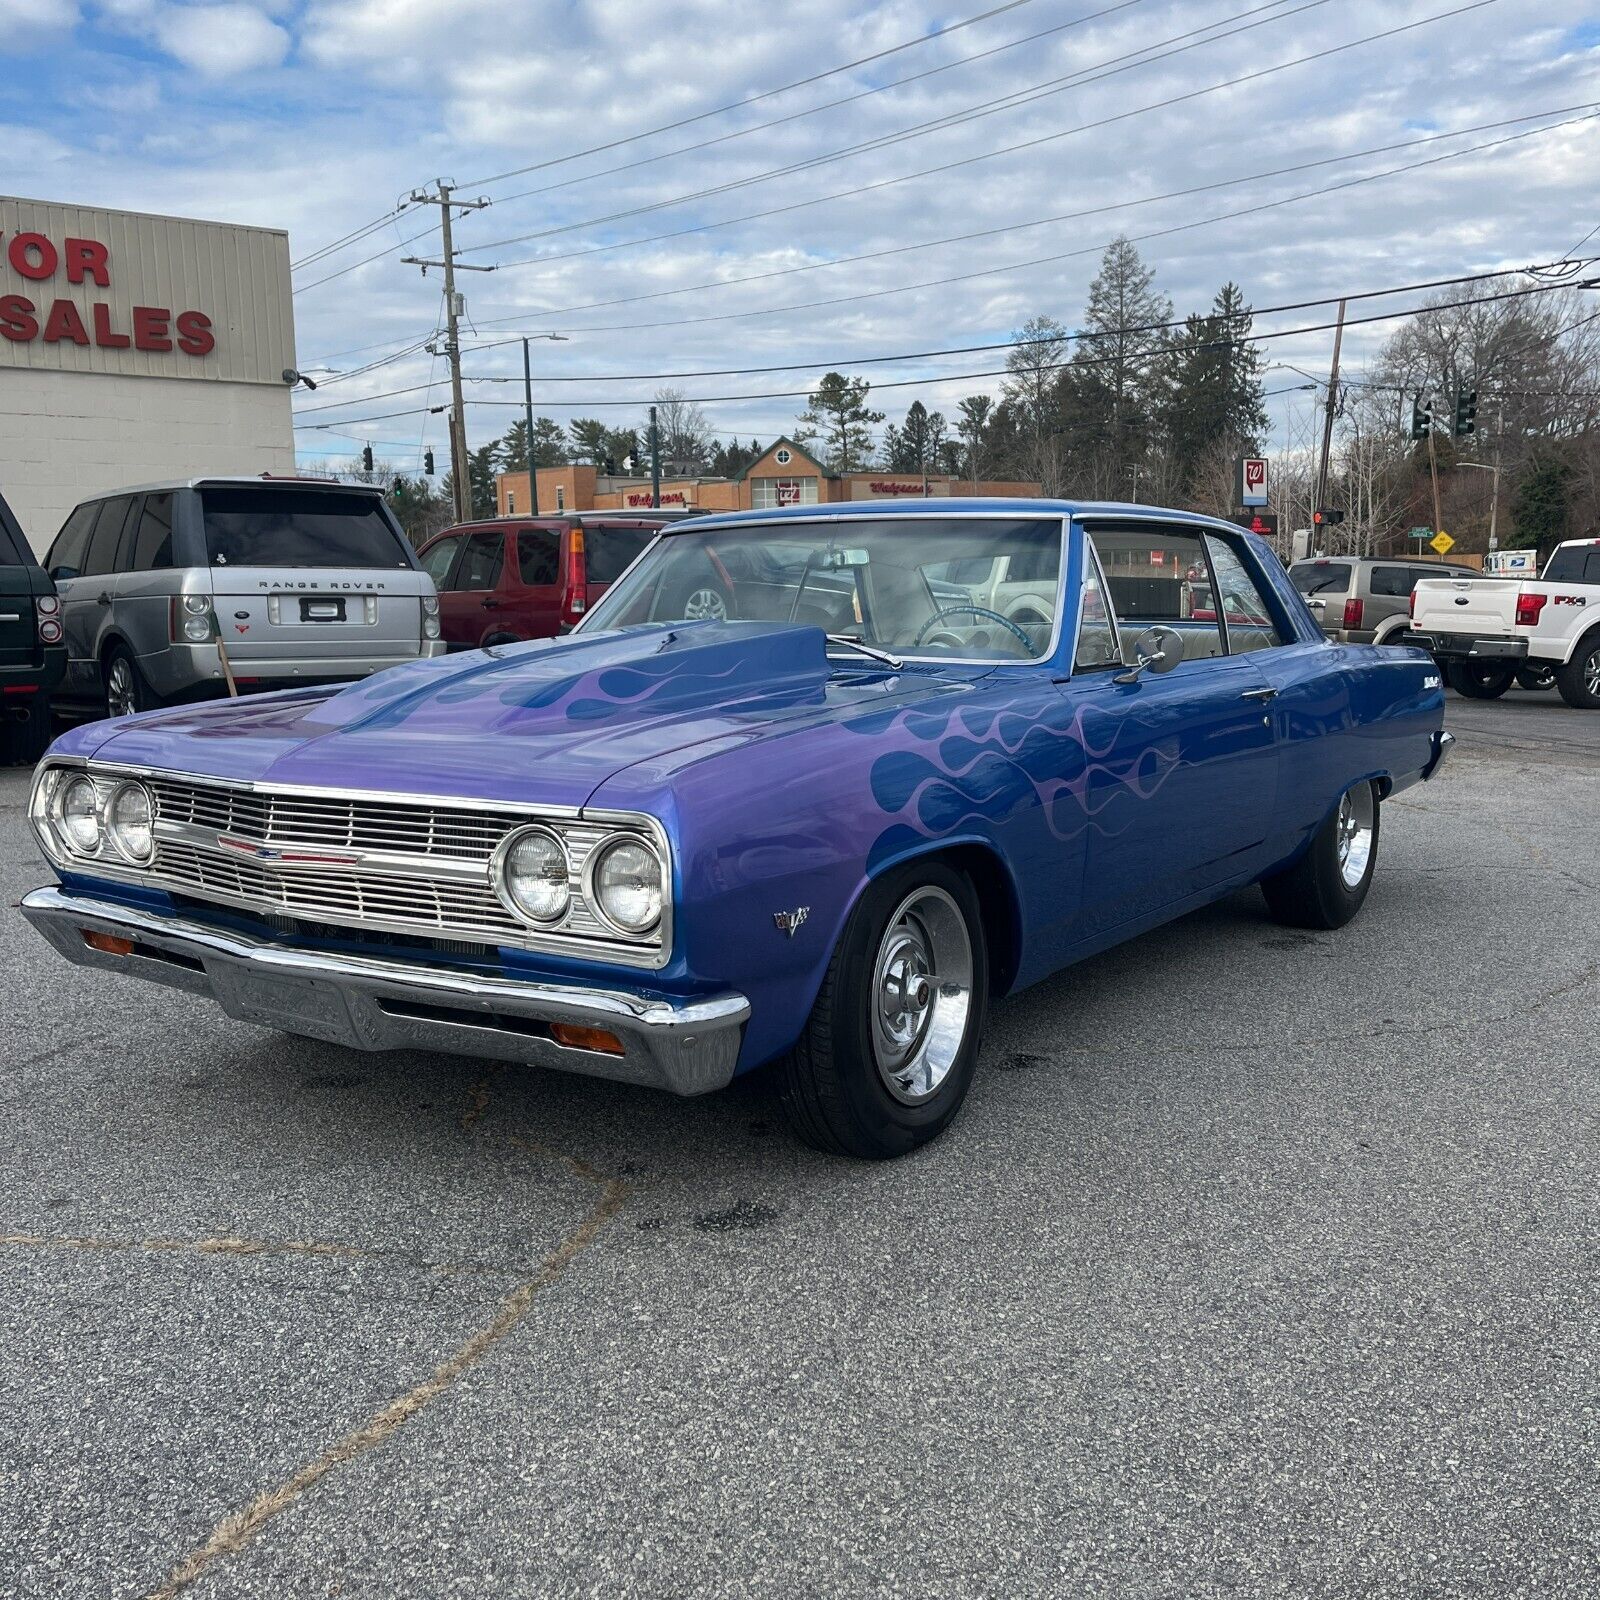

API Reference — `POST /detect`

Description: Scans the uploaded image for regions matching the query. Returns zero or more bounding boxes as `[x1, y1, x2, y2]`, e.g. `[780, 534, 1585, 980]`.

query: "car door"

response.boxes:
[1063, 518, 1280, 936]
[440, 529, 504, 650]
[115, 492, 176, 673]
[418, 533, 463, 644]
[57, 498, 135, 697]
[514, 525, 561, 638]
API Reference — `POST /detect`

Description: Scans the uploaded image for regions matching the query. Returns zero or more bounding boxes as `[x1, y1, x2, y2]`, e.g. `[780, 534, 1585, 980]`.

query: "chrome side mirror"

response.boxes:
[1114, 624, 1184, 684]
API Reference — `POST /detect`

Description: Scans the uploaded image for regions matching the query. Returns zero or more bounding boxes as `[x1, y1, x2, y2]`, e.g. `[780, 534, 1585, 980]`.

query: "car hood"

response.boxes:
[67, 622, 968, 809]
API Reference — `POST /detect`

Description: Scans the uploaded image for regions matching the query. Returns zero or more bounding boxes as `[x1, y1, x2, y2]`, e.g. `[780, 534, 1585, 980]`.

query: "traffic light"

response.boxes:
[361, 444, 374, 472]
[1454, 387, 1477, 437]
[602, 455, 618, 475]
[1313, 508, 1346, 529]
[1409, 394, 1432, 440]
[423, 448, 435, 476]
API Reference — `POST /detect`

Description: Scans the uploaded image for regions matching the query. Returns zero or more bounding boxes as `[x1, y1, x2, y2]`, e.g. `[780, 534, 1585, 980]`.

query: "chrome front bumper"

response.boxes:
[21, 886, 747, 1096]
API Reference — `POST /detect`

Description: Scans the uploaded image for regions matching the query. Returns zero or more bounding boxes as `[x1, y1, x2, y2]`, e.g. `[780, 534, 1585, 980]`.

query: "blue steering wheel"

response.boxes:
[912, 604, 1034, 653]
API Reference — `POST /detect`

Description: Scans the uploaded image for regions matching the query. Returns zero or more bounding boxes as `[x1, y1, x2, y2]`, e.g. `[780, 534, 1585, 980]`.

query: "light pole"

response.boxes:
[1455, 460, 1501, 553]
[522, 334, 568, 514]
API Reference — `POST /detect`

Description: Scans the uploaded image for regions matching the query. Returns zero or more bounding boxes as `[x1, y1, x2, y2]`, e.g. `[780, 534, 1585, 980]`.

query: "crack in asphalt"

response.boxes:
[136, 1132, 628, 1600]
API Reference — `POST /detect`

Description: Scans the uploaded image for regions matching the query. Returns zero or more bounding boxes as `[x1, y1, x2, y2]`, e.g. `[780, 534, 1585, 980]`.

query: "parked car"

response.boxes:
[1288, 554, 1481, 646]
[415, 516, 667, 649]
[43, 476, 444, 717]
[22, 501, 1450, 1158]
[1, 483, 66, 763]
[1409, 537, 1600, 705]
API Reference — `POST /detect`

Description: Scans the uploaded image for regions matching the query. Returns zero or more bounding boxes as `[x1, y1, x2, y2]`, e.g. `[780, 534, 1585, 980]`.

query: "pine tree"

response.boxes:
[1156, 282, 1268, 488]
[796, 373, 884, 473]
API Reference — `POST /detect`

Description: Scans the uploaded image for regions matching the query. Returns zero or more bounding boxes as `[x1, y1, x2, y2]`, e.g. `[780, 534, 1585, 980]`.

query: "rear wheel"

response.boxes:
[1554, 632, 1600, 709]
[778, 861, 988, 1159]
[1514, 663, 1556, 692]
[104, 646, 163, 718]
[1261, 780, 1380, 930]
[1446, 660, 1514, 700]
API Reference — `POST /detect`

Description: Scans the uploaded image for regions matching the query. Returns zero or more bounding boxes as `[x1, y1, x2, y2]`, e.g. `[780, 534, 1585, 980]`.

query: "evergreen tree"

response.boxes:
[796, 372, 884, 472]
[1001, 316, 1070, 494]
[498, 416, 569, 470]
[1510, 452, 1572, 548]
[1155, 282, 1268, 488]
[956, 394, 994, 482]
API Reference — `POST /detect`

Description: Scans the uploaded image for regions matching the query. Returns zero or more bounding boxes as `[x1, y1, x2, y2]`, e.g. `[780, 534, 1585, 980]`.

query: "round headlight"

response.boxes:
[497, 827, 570, 924]
[58, 775, 101, 854]
[592, 837, 663, 933]
[107, 781, 154, 863]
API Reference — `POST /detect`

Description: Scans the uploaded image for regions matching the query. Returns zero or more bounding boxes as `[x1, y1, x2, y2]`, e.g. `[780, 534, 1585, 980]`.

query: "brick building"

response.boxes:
[496, 437, 1040, 517]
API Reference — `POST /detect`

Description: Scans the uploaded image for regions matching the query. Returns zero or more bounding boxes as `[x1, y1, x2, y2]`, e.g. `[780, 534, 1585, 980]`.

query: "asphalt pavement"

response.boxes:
[2, 689, 1596, 1599]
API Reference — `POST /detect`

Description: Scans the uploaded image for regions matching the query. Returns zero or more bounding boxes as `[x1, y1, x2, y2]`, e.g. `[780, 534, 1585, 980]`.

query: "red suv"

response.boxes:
[415, 516, 666, 650]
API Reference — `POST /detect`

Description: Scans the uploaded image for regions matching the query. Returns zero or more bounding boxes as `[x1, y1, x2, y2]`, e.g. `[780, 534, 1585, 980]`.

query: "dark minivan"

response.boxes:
[1, 485, 66, 763]
[416, 515, 667, 650]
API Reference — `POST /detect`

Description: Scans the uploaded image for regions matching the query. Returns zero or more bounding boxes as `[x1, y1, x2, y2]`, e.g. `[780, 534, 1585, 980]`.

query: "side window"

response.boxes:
[452, 531, 504, 592]
[1072, 557, 1120, 670]
[1085, 524, 1224, 660]
[128, 494, 175, 572]
[516, 528, 559, 586]
[82, 498, 133, 578]
[47, 503, 98, 580]
[420, 536, 460, 587]
[1202, 534, 1286, 653]
[1369, 565, 1414, 598]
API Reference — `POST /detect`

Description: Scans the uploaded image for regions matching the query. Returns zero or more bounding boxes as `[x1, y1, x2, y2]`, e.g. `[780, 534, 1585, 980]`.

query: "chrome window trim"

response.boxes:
[30, 759, 673, 970]
[1069, 532, 1123, 675]
[574, 510, 1071, 669]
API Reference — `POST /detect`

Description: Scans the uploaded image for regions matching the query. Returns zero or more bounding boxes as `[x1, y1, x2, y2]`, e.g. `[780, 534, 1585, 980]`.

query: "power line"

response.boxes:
[465, 105, 1595, 328]
[466, 0, 1333, 256]
[292, 274, 1599, 425]
[290, 204, 410, 271]
[492, 0, 1157, 206]
[293, 220, 442, 295]
[463, 0, 1042, 189]
[473, 109, 1600, 337]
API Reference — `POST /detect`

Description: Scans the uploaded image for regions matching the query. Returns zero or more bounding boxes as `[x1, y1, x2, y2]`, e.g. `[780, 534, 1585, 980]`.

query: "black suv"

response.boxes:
[1, 486, 66, 764]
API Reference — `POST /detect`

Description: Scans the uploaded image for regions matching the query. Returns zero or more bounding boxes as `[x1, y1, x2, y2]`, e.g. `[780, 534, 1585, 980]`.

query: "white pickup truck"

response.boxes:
[1408, 537, 1600, 708]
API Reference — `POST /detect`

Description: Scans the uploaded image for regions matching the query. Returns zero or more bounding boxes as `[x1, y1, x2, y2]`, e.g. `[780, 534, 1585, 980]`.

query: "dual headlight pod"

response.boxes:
[34, 769, 156, 865]
[492, 823, 665, 939]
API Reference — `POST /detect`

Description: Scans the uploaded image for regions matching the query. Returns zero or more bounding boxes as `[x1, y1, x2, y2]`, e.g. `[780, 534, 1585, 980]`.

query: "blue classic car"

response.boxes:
[22, 502, 1452, 1157]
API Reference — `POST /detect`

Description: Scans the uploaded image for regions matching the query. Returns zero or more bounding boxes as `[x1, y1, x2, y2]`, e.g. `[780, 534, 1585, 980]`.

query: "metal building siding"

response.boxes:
[0, 195, 294, 386]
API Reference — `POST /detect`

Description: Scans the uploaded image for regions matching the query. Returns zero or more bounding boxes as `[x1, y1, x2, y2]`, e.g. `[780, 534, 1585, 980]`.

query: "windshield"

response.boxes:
[579, 516, 1063, 660]
[1290, 560, 1352, 596]
[201, 487, 411, 569]
[1542, 544, 1600, 584]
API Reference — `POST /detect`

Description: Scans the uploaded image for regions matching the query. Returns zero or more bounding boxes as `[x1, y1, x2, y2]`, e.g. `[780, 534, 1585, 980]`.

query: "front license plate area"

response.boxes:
[210, 966, 360, 1044]
[300, 597, 346, 622]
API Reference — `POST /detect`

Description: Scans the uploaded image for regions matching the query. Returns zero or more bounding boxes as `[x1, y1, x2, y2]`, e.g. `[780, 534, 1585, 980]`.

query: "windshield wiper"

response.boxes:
[826, 634, 903, 670]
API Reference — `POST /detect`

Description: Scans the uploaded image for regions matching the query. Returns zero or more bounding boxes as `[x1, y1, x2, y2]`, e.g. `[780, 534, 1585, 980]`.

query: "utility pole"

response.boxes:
[523, 339, 538, 516]
[1314, 298, 1346, 531]
[649, 404, 661, 509]
[404, 181, 492, 524]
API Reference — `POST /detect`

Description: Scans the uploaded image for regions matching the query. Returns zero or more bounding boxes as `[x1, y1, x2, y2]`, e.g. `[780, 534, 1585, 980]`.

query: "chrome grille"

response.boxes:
[101, 773, 670, 967]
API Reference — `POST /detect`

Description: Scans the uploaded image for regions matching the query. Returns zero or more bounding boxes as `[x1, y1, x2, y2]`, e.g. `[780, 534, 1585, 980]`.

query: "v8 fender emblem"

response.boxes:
[773, 907, 809, 938]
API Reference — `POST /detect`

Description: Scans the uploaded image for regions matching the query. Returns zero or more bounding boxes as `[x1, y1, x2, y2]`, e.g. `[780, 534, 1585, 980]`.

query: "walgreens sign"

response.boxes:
[0, 230, 214, 356]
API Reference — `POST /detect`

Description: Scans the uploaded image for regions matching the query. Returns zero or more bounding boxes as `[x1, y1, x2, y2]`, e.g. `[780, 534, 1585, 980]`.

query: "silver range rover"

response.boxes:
[44, 476, 444, 715]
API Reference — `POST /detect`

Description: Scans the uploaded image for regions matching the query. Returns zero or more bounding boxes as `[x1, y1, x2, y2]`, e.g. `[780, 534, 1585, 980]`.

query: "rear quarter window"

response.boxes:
[1542, 545, 1600, 584]
[1369, 566, 1415, 597]
[201, 487, 411, 569]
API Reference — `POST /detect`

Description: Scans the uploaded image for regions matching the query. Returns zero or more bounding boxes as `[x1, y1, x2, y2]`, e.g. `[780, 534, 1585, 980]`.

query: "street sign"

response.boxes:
[1430, 530, 1455, 555]
[1406, 526, 1433, 542]
[1235, 456, 1268, 507]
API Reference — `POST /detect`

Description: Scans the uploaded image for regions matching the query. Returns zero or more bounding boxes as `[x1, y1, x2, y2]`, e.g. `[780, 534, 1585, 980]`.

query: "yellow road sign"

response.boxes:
[1430, 530, 1455, 555]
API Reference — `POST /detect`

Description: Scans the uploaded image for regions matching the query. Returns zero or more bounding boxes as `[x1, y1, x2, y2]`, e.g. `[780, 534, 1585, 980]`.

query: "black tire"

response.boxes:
[104, 645, 163, 718]
[1554, 632, 1600, 710]
[1, 692, 51, 766]
[1514, 663, 1556, 692]
[1260, 780, 1381, 931]
[1446, 660, 1514, 700]
[777, 859, 989, 1160]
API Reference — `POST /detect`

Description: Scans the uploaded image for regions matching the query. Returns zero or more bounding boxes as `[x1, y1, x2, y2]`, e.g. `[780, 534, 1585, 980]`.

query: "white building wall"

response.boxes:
[1, 368, 294, 550]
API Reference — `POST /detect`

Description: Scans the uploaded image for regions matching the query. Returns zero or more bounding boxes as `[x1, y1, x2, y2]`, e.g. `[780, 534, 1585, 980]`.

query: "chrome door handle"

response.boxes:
[1240, 686, 1278, 702]
[96, 592, 112, 606]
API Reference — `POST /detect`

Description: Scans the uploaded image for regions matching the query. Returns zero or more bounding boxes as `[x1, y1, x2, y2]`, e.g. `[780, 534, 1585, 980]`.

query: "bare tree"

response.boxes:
[650, 387, 714, 473]
[1001, 316, 1069, 495]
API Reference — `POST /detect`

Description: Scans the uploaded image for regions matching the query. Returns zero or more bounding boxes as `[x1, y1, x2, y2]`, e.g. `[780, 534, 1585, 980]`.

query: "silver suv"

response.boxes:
[44, 477, 444, 716]
[1288, 555, 1480, 646]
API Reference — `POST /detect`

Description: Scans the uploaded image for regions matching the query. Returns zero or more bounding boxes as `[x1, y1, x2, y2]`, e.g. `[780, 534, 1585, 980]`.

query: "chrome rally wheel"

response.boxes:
[105, 653, 139, 718]
[1335, 781, 1376, 890]
[870, 886, 974, 1105]
[1261, 778, 1381, 930]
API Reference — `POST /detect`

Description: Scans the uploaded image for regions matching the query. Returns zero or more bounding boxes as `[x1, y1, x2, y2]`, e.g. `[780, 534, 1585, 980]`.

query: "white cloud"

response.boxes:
[150, 2, 290, 76]
[11, 0, 80, 47]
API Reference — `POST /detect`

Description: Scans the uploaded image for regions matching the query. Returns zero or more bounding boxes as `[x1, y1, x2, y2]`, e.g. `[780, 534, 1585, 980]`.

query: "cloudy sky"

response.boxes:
[8, 0, 1599, 472]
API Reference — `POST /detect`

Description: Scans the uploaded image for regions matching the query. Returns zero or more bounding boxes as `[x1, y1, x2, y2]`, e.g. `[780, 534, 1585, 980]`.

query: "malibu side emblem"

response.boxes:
[773, 907, 809, 938]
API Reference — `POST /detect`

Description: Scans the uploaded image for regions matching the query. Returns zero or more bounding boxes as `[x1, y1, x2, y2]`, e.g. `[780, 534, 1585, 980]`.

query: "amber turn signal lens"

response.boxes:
[549, 1022, 624, 1056]
[82, 929, 135, 956]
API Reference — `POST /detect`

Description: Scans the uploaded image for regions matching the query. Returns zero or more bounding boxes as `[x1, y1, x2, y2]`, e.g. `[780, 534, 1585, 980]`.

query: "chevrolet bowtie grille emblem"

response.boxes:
[216, 835, 361, 866]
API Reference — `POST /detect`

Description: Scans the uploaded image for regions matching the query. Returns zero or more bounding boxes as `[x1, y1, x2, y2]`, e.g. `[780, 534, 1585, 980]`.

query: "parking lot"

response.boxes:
[2, 690, 1596, 1599]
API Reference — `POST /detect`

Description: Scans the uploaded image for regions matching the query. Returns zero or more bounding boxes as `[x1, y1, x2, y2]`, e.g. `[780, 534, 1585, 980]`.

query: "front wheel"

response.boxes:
[1554, 633, 1600, 709]
[1260, 780, 1380, 930]
[1446, 660, 1514, 700]
[777, 861, 988, 1159]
